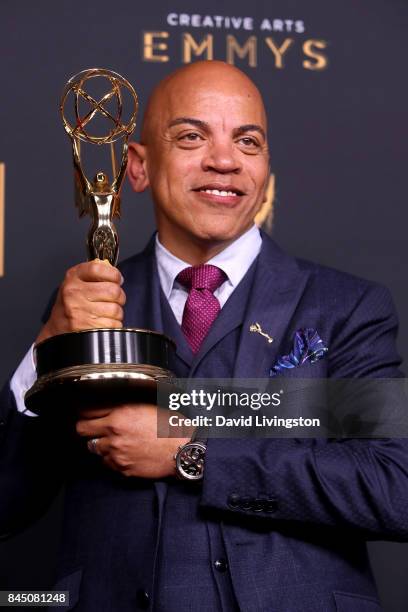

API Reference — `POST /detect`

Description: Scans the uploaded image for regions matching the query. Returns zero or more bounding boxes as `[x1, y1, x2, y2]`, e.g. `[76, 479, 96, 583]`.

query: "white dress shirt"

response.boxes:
[10, 225, 262, 415]
[155, 224, 262, 323]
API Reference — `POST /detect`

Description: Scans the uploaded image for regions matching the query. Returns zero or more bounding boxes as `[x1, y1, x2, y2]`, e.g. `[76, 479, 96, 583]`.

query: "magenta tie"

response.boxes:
[177, 264, 227, 354]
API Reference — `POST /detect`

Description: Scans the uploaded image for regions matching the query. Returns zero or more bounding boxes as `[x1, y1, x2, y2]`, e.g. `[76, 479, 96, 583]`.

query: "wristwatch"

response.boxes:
[174, 439, 207, 481]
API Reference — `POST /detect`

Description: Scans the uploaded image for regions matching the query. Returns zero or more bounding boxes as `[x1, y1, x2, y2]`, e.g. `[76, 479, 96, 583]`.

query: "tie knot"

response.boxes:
[177, 264, 226, 293]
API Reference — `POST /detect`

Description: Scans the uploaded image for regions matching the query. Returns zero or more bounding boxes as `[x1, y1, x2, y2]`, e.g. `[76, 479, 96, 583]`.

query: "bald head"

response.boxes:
[140, 61, 267, 144]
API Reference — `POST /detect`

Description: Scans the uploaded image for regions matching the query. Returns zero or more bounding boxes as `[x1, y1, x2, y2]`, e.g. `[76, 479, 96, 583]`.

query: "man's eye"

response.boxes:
[179, 132, 203, 142]
[239, 136, 258, 147]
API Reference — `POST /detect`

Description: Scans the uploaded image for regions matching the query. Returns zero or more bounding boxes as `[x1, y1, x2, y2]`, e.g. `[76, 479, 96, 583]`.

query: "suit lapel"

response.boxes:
[124, 238, 194, 369]
[160, 288, 193, 368]
[121, 236, 164, 334]
[233, 234, 310, 379]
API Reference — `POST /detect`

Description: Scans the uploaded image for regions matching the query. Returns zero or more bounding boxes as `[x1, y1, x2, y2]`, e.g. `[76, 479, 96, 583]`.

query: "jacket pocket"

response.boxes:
[49, 568, 82, 611]
[333, 590, 382, 612]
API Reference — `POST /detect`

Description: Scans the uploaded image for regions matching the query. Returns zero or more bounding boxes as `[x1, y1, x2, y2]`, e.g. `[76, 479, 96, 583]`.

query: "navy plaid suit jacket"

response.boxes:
[1, 233, 407, 611]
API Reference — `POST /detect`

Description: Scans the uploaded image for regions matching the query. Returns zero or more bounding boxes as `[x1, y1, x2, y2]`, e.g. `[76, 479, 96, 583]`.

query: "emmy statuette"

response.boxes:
[25, 69, 175, 414]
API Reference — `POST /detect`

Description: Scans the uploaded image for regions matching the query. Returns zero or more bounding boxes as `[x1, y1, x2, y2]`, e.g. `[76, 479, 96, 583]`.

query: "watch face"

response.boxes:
[176, 442, 206, 480]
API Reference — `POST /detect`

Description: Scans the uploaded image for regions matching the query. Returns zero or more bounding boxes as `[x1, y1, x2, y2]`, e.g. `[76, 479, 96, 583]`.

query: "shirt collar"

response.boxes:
[155, 224, 262, 299]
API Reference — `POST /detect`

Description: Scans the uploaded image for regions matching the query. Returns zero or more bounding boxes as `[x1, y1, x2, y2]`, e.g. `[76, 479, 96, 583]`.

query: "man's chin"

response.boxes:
[188, 223, 252, 247]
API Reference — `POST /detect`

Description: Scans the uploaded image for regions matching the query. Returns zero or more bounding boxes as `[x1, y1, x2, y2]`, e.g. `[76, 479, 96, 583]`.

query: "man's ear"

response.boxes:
[127, 142, 149, 192]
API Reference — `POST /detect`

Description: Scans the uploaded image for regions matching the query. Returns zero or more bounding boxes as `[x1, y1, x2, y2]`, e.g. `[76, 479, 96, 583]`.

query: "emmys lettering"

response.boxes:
[142, 13, 328, 70]
[143, 32, 328, 70]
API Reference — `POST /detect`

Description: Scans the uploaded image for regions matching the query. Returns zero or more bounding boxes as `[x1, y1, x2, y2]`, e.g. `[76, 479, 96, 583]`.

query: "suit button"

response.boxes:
[214, 558, 228, 573]
[252, 498, 265, 512]
[136, 589, 150, 609]
[265, 499, 278, 513]
[240, 497, 252, 510]
[227, 493, 240, 508]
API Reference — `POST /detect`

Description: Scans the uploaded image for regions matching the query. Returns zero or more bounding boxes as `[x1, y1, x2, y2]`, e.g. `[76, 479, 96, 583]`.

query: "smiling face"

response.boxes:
[128, 61, 270, 263]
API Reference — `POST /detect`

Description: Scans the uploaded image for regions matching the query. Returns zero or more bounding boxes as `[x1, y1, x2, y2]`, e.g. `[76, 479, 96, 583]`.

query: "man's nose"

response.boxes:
[201, 141, 242, 174]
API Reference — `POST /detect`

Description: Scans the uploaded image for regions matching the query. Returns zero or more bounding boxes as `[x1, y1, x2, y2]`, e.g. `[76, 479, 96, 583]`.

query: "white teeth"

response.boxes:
[201, 189, 238, 197]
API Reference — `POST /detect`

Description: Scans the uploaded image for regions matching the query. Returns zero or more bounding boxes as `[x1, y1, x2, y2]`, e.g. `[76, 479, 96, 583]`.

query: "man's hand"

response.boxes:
[75, 405, 192, 479]
[36, 260, 126, 344]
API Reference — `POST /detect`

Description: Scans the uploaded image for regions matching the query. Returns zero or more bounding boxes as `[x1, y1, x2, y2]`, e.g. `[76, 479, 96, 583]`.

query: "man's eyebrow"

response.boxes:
[167, 118, 266, 141]
[168, 117, 209, 130]
[234, 124, 266, 140]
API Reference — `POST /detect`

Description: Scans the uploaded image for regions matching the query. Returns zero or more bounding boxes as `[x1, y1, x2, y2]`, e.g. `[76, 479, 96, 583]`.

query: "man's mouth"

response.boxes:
[193, 185, 245, 199]
[200, 188, 239, 197]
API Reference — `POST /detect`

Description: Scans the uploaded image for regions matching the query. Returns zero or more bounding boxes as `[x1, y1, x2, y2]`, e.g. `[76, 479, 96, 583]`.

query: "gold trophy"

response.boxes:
[25, 69, 175, 414]
[61, 68, 135, 265]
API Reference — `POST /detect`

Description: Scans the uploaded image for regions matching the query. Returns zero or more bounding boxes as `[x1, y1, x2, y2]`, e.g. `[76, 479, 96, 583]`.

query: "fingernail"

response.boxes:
[120, 274, 125, 286]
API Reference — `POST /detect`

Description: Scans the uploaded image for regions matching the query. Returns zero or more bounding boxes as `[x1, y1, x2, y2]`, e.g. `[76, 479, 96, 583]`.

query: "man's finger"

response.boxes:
[87, 436, 109, 456]
[90, 318, 123, 329]
[85, 301, 124, 322]
[82, 282, 126, 305]
[78, 407, 113, 420]
[76, 260, 124, 285]
[76, 417, 111, 438]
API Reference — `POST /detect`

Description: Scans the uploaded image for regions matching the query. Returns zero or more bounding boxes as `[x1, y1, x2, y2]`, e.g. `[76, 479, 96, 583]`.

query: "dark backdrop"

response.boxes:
[1, 1, 407, 610]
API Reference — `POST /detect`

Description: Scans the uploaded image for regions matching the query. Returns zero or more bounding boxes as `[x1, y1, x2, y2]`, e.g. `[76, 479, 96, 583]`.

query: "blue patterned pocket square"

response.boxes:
[269, 328, 328, 377]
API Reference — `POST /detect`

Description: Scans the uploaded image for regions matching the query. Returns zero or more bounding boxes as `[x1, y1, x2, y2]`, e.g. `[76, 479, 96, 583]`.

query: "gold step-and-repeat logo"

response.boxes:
[0, 163, 4, 277]
[142, 13, 329, 70]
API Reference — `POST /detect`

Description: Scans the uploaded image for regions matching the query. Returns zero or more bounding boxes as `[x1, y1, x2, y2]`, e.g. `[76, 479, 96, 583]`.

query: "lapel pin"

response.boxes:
[249, 322, 274, 344]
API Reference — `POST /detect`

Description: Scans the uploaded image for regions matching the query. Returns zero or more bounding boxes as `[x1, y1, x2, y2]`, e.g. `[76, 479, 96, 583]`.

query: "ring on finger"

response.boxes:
[87, 437, 100, 455]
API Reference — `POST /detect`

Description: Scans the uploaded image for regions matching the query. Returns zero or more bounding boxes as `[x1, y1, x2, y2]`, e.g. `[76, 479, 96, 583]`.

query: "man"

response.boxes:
[1, 60, 407, 611]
